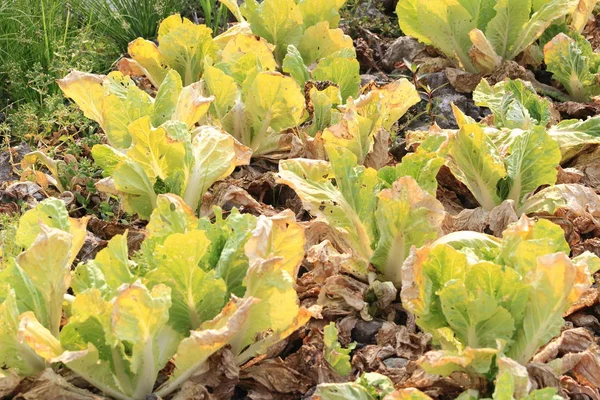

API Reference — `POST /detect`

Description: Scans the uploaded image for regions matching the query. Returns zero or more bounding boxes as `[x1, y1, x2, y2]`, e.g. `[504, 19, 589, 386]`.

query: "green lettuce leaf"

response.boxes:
[501, 126, 561, 206]
[240, 0, 304, 64]
[305, 83, 342, 137]
[60, 71, 152, 149]
[507, 252, 593, 363]
[446, 124, 507, 211]
[222, 71, 305, 155]
[14, 225, 74, 337]
[398, 0, 579, 73]
[71, 233, 135, 298]
[282, 45, 311, 88]
[143, 14, 217, 86]
[313, 372, 399, 400]
[378, 149, 445, 195]
[371, 177, 444, 286]
[201, 65, 239, 120]
[216, 33, 277, 86]
[153, 297, 258, 398]
[313, 53, 361, 102]
[397, 0, 483, 72]
[297, 0, 346, 29]
[324, 322, 355, 376]
[0, 290, 45, 376]
[322, 110, 374, 164]
[145, 231, 227, 334]
[341, 78, 421, 133]
[473, 79, 552, 129]
[499, 216, 571, 273]
[199, 208, 257, 297]
[297, 21, 354, 65]
[544, 32, 600, 102]
[547, 116, 600, 162]
[182, 125, 252, 212]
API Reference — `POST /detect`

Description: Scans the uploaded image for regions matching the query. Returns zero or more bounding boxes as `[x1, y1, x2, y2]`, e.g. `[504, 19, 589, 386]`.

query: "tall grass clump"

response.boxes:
[72, 0, 188, 51]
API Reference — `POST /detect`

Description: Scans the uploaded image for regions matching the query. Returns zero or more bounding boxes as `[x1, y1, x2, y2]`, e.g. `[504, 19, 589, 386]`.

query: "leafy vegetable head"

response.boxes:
[318, 79, 421, 164]
[398, 0, 580, 73]
[58, 70, 213, 149]
[224, 0, 349, 64]
[401, 216, 599, 378]
[127, 14, 217, 87]
[323, 322, 355, 376]
[206, 69, 306, 155]
[445, 123, 561, 210]
[93, 120, 251, 219]
[544, 32, 600, 102]
[7, 195, 312, 400]
[278, 145, 444, 285]
[473, 79, 552, 129]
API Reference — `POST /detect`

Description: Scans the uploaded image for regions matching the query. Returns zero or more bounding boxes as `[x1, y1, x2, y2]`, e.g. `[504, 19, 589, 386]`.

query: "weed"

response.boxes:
[0, 212, 21, 268]
[72, 0, 187, 51]
[199, 0, 229, 35]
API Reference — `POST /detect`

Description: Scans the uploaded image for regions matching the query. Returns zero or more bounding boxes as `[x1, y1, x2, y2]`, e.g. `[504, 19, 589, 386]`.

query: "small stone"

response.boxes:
[352, 320, 384, 344]
[382, 36, 426, 71]
[355, 2, 387, 20]
[0, 143, 31, 183]
[360, 74, 379, 86]
[383, 357, 409, 369]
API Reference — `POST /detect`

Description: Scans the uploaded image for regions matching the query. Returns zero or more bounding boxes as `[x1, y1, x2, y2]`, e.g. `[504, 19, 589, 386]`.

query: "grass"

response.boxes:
[0, 212, 21, 269]
[0, 0, 76, 104]
[199, 0, 228, 35]
[71, 0, 188, 51]
[0, 0, 118, 144]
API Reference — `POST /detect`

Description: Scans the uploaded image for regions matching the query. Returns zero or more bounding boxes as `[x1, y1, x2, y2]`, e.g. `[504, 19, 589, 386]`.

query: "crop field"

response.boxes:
[1, 0, 600, 399]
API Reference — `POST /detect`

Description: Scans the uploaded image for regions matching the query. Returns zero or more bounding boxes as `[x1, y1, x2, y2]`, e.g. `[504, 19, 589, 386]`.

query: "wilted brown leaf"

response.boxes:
[12, 369, 101, 400]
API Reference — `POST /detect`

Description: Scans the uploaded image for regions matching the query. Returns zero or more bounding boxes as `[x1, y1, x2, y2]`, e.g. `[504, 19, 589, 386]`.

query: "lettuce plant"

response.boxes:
[397, 0, 580, 73]
[1, 195, 311, 400]
[221, 0, 361, 101]
[314, 372, 399, 400]
[203, 69, 307, 155]
[284, 46, 360, 102]
[58, 69, 213, 149]
[91, 118, 250, 219]
[401, 216, 600, 378]
[222, 0, 349, 64]
[422, 122, 562, 211]
[544, 32, 600, 102]
[472, 78, 600, 163]
[124, 14, 218, 87]
[454, 356, 563, 399]
[278, 145, 445, 285]
[323, 322, 355, 377]
[0, 199, 88, 386]
[473, 79, 553, 130]
[315, 79, 421, 164]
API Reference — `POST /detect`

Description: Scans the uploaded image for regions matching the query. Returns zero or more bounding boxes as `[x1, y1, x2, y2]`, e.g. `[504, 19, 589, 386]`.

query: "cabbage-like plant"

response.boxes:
[401, 215, 600, 379]
[397, 0, 580, 73]
[91, 118, 250, 219]
[278, 145, 445, 285]
[0, 195, 311, 400]
[58, 69, 213, 149]
[544, 32, 600, 102]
